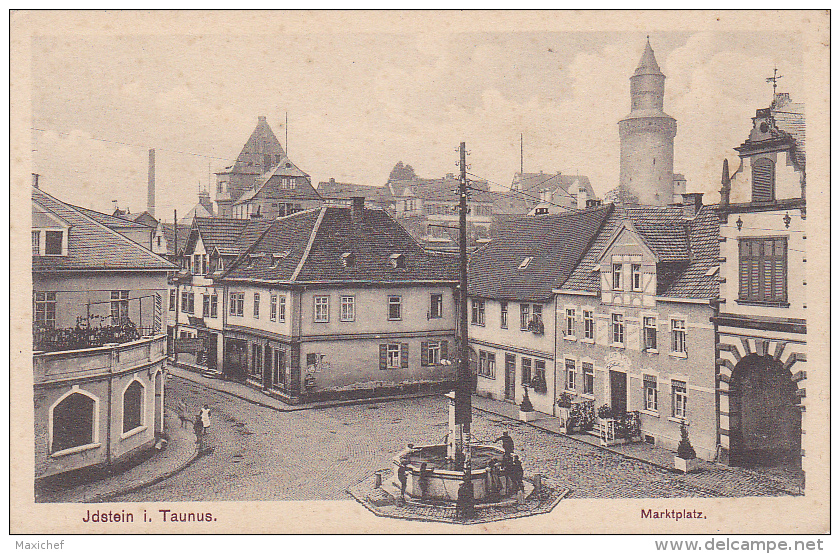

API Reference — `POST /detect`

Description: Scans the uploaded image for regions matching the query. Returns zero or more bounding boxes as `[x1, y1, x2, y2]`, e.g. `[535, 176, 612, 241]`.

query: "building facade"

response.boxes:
[714, 92, 807, 475]
[468, 205, 614, 416]
[555, 201, 721, 459]
[32, 186, 174, 480]
[217, 198, 459, 403]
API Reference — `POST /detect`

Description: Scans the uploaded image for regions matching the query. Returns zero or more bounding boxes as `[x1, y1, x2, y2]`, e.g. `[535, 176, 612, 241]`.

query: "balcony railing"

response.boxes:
[34, 334, 167, 386]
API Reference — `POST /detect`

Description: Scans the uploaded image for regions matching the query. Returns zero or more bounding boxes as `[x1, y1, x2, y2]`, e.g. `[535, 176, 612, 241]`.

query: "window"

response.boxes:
[535, 359, 546, 388]
[188, 292, 195, 314]
[612, 263, 623, 290]
[632, 264, 642, 291]
[422, 340, 443, 366]
[565, 359, 576, 390]
[519, 304, 530, 330]
[643, 316, 657, 351]
[380, 343, 408, 369]
[182, 290, 190, 313]
[388, 295, 402, 321]
[51, 392, 95, 454]
[202, 294, 210, 318]
[518, 256, 533, 270]
[477, 351, 496, 379]
[471, 299, 485, 326]
[34, 292, 56, 329]
[582, 362, 594, 395]
[230, 293, 244, 317]
[532, 304, 543, 324]
[565, 308, 576, 338]
[341, 252, 356, 268]
[314, 296, 330, 322]
[45, 230, 63, 255]
[521, 357, 532, 385]
[251, 344, 263, 378]
[194, 254, 203, 275]
[31, 231, 40, 255]
[340, 296, 355, 322]
[583, 310, 594, 340]
[210, 293, 218, 318]
[430, 294, 443, 319]
[739, 237, 787, 303]
[751, 157, 775, 202]
[612, 313, 624, 345]
[672, 380, 688, 419]
[169, 289, 176, 311]
[644, 376, 658, 412]
[671, 319, 686, 355]
[253, 293, 260, 319]
[278, 296, 286, 323]
[270, 295, 277, 322]
[122, 381, 144, 434]
[111, 290, 129, 323]
[500, 302, 508, 329]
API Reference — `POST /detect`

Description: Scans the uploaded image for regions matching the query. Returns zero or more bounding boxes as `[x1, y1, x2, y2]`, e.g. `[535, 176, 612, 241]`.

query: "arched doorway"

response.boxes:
[730, 354, 801, 467]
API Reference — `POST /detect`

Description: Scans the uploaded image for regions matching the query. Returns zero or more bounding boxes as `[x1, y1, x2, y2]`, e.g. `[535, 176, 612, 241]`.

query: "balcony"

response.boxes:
[34, 335, 167, 386]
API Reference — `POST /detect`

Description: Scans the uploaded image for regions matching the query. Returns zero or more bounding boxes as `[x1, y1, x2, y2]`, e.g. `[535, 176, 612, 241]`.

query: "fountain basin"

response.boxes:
[393, 443, 512, 502]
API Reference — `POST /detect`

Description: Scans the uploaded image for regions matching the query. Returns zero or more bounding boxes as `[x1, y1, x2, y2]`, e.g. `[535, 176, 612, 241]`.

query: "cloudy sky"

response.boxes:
[30, 20, 804, 220]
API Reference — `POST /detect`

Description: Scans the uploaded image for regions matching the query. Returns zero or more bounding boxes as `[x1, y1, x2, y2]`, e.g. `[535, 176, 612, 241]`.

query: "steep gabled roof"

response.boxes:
[317, 181, 395, 203]
[468, 204, 614, 301]
[188, 217, 252, 253]
[224, 116, 286, 176]
[32, 188, 175, 273]
[234, 156, 319, 205]
[512, 172, 596, 201]
[70, 204, 152, 230]
[560, 204, 719, 299]
[222, 207, 458, 284]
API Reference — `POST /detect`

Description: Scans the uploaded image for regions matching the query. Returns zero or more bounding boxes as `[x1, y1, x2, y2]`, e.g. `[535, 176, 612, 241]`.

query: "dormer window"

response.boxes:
[341, 252, 356, 268]
[751, 157, 775, 202]
[389, 253, 406, 269]
[518, 256, 533, 270]
[44, 230, 63, 255]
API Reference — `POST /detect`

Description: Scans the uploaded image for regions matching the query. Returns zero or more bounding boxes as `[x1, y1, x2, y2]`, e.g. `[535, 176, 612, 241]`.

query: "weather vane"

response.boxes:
[766, 66, 783, 95]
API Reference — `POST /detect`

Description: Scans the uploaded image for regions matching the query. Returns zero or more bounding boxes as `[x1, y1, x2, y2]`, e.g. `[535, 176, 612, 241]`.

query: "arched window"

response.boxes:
[751, 157, 775, 202]
[51, 392, 95, 453]
[122, 380, 144, 434]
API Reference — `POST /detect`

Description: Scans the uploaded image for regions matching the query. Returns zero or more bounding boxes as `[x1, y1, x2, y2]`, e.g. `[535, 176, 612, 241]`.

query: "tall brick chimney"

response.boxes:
[681, 192, 703, 219]
[147, 148, 156, 218]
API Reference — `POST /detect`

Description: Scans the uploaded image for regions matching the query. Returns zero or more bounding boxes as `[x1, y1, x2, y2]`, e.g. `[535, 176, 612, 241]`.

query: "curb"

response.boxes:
[172, 370, 445, 413]
[85, 413, 201, 503]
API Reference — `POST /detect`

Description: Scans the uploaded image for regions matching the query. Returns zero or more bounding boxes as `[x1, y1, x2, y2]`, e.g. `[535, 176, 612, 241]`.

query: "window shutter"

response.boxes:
[751, 158, 775, 202]
[379, 344, 388, 371]
[441, 340, 449, 362]
[401, 343, 409, 368]
[739, 241, 750, 300]
[420, 341, 429, 367]
[773, 239, 786, 301]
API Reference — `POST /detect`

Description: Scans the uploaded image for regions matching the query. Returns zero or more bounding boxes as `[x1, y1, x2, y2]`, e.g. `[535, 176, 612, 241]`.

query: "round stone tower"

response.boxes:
[618, 38, 677, 206]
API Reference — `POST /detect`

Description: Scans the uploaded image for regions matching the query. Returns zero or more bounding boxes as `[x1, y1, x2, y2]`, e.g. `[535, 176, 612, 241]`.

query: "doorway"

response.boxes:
[505, 354, 516, 401]
[609, 370, 627, 414]
[730, 354, 801, 467]
[264, 345, 273, 389]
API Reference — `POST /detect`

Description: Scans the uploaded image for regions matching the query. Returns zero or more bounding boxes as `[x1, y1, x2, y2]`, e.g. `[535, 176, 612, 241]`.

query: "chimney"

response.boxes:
[258, 115, 267, 122]
[329, 177, 336, 185]
[147, 149, 156, 218]
[351, 196, 365, 231]
[681, 192, 704, 219]
[32, 173, 39, 189]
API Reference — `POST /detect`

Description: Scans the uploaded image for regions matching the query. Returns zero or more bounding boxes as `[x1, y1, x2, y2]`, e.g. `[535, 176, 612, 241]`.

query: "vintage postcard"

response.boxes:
[9, 10, 830, 535]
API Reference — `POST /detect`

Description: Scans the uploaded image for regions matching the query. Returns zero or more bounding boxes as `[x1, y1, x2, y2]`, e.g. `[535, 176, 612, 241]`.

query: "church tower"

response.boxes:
[618, 38, 677, 206]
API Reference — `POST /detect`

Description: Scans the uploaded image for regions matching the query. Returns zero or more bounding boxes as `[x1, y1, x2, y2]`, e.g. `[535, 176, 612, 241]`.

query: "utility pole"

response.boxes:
[173, 209, 179, 365]
[455, 141, 471, 465]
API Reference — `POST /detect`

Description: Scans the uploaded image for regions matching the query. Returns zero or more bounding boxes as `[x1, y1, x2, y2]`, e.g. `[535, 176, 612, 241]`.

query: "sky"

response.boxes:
[30, 27, 804, 220]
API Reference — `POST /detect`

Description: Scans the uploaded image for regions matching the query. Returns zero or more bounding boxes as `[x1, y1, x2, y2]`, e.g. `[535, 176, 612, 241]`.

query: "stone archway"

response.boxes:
[729, 354, 801, 468]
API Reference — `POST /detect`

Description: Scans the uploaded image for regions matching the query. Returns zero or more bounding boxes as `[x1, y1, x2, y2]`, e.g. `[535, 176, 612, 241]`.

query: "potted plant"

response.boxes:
[519, 387, 537, 422]
[556, 393, 573, 432]
[674, 423, 699, 473]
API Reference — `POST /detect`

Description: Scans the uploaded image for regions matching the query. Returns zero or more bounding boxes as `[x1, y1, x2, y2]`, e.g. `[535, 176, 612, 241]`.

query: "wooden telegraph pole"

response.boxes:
[454, 142, 472, 464]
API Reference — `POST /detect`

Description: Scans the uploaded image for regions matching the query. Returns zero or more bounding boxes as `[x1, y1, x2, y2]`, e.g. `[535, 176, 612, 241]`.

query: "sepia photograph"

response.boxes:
[9, 9, 830, 536]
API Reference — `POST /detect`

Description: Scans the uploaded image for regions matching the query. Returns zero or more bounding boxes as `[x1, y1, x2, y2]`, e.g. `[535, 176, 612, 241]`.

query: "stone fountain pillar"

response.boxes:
[446, 391, 460, 459]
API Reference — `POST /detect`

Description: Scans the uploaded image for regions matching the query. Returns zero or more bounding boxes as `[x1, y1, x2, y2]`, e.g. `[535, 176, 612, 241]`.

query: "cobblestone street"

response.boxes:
[111, 376, 798, 502]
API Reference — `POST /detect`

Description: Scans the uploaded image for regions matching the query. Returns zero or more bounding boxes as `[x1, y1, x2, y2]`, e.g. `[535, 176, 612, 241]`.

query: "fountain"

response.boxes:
[390, 392, 518, 503]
